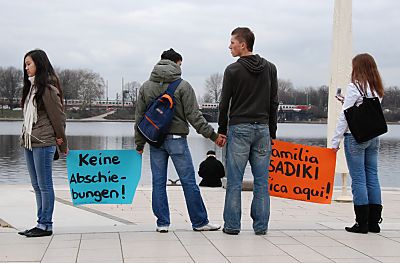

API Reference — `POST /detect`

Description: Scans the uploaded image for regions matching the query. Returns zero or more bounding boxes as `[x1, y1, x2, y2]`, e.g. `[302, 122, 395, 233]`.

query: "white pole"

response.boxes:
[327, 0, 353, 202]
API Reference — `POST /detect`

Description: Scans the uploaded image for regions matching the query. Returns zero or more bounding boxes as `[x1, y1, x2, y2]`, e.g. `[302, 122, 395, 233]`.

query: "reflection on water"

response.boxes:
[1, 121, 400, 187]
[0, 134, 220, 186]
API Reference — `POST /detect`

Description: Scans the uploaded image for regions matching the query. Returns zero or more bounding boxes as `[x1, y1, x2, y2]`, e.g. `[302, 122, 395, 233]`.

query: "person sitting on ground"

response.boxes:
[198, 150, 225, 187]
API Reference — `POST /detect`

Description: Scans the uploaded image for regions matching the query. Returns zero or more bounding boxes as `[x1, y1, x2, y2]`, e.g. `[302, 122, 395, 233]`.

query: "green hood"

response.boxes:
[134, 59, 218, 151]
[149, 59, 181, 83]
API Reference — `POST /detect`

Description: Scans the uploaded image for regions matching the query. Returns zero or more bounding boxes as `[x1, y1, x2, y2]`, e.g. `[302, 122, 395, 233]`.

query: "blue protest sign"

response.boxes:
[66, 150, 142, 205]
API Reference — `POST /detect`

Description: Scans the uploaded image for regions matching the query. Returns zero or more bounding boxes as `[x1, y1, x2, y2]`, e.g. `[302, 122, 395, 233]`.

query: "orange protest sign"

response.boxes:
[268, 140, 337, 204]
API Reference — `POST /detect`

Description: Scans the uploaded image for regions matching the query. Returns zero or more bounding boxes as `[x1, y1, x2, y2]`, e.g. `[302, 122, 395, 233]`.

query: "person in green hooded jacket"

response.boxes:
[134, 48, 225, 233]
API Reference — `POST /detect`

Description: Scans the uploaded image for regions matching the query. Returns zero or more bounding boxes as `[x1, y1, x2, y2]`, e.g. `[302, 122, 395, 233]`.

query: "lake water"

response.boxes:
[1, 121, 399, 187]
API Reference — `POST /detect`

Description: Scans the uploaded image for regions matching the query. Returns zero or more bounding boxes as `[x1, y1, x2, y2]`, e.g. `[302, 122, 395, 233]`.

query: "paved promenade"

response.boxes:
[1, 185, 400, 262]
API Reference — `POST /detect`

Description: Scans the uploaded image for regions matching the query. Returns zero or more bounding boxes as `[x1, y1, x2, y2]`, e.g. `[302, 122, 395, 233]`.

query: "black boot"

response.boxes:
[345, 205, 369, 234]
[369, 204, 383, 233]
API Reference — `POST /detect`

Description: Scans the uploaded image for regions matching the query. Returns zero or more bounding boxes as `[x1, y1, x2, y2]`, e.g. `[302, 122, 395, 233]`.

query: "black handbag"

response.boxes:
[53, 149, 59, 160]
[344, 85, 387, 143]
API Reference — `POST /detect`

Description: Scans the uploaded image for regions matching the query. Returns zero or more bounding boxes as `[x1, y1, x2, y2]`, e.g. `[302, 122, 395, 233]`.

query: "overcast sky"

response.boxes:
[1, 0, 399, 99]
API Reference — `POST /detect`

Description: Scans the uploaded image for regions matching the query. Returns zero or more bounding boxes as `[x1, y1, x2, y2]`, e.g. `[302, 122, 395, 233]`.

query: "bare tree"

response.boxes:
[203, 73, 223, 103]
[57, 68, 80, 104]
[124, 81, 141, 106]
[197, 95, 204, 104]
[278, 79, 295, 104]
[382, 86, 400, 109]
[77, 69, 105, 109]
[316, 85, 329, 109]
[202, 93, 213, 103]
[0, 67, 23, 109]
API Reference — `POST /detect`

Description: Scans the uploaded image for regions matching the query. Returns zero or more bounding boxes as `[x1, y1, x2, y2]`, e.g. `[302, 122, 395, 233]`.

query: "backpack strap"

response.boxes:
[165, 79, 182, 96]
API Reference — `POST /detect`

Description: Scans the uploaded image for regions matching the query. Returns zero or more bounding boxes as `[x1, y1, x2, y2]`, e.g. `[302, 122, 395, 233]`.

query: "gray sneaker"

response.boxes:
[193, 223, 221, 231]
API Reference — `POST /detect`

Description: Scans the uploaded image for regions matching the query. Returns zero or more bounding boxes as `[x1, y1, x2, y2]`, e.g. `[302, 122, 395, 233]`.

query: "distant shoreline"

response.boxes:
[1, 118, 399, 125]
[0, 118, 133, 123]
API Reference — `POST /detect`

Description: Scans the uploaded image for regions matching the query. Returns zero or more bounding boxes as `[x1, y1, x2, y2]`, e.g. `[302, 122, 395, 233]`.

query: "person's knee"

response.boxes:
[180, 178, 197, 189]
[31, 184, 40, 191]
[177, 167, 196, 183]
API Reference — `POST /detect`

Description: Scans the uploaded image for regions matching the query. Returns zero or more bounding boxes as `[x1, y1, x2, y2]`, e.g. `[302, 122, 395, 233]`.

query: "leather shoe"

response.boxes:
[25, 228, 52, 238]
[222, 228, 239, 235]
[18, 227, 38, 236]
[255, 230, 267, 235]
[18, 229, 30, 236]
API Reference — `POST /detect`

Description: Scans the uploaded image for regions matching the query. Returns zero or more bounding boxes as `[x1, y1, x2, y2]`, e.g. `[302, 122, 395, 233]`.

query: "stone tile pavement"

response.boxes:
[1, 185, 400, 262]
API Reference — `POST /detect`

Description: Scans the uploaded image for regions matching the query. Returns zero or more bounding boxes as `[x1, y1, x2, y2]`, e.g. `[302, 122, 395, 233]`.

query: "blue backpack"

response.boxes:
[137, 79, 182, 147]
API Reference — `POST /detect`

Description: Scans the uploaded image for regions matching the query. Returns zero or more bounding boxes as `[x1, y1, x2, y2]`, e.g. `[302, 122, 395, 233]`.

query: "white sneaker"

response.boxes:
[156, 226, 169, 233]
[193, 223, 221, 231]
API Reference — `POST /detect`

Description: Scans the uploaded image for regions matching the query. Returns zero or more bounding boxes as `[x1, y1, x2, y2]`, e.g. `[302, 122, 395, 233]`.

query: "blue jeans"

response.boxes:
[223, 123, 271, 233]
[150, 136, 209, 228]
[24, 146, 56, 231]
[344, 134, 381, 205]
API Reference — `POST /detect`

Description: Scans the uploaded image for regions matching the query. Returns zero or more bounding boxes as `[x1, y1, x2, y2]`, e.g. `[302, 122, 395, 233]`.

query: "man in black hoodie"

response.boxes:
[218, 27, 278, 235]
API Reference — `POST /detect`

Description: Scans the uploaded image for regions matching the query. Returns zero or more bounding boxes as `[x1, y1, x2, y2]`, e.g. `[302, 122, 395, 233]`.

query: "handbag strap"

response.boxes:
[354, 81, 379, 98]
[354, 82, 366, 97]
[351, 82, 368, 108]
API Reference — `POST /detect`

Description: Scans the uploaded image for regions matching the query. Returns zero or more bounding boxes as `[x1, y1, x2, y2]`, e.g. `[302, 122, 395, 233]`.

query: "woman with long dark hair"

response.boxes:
[332, 53, 384, 234]
[18, 49, 68, 237]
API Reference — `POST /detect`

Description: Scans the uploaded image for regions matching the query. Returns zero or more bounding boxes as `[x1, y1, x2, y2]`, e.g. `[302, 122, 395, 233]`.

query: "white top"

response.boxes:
[22, 76, 38, 150]
[331, 82, 382, 149]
